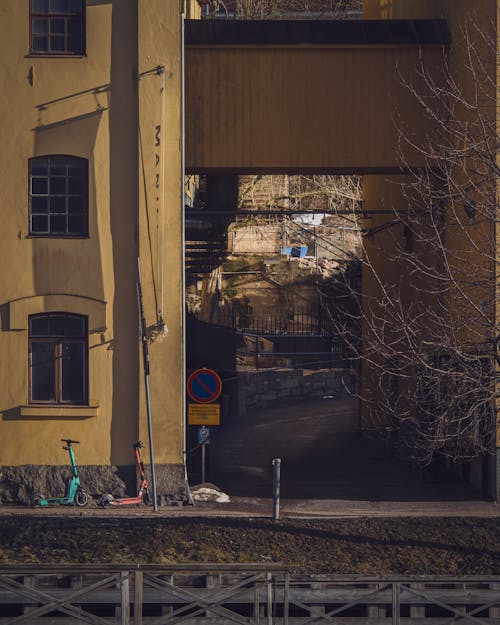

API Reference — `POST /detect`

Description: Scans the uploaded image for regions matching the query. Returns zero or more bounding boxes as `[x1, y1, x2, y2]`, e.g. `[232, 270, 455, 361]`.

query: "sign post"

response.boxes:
[198, 426, 210, 483]
[187, 369, 222, 483]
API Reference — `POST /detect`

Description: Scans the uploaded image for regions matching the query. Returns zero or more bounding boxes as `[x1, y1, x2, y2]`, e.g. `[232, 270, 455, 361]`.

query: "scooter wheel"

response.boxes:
[142, 491, 152, 506]
[31, 496, 42, 508]
[75, 489, 89, 507]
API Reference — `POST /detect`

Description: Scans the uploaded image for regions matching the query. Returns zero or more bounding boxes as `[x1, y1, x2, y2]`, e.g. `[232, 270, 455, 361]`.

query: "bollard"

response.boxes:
[272, 458, 281, 521]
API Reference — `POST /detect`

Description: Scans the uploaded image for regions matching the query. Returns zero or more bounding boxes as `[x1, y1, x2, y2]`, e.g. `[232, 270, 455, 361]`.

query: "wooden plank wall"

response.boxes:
[185, 45, 444, 174]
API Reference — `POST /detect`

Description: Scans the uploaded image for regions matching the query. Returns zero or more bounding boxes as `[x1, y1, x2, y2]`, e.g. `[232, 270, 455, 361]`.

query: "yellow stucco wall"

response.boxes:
[0, 1, 186, 468]
[137, 0, 184, 465]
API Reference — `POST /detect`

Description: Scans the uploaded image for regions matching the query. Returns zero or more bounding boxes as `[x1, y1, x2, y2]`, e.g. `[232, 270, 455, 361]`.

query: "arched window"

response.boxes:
[29, 156, 88, 236]
[30, 0, 85, 56]
[29, 313, 88, 404]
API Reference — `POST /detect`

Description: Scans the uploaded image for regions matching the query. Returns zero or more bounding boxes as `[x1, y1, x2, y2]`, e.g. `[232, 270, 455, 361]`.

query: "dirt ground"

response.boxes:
[1, 516, 499, 575]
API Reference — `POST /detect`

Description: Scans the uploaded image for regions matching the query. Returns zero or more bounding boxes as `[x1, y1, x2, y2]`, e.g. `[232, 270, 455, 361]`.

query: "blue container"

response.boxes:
[281, 244, 308, 258]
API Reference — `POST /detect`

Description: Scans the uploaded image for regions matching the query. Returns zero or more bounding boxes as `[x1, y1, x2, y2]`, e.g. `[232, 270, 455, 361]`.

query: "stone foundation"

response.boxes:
[0, 463, 186, 506]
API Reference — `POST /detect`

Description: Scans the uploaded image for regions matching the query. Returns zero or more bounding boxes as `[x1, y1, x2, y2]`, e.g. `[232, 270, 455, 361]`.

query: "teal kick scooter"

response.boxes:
[32, 439, 89, 507]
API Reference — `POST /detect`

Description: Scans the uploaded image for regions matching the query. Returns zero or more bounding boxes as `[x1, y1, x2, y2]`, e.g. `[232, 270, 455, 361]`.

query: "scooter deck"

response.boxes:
[107, 496, 145, 506]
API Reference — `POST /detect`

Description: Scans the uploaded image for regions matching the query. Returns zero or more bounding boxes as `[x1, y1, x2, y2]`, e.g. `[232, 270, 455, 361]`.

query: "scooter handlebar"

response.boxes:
[61, 439, 80, 444]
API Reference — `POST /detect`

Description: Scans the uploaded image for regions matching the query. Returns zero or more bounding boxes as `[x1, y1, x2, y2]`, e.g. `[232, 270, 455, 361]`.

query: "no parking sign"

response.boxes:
[187, 368, 222, 425]
[187, 368, 222, 403]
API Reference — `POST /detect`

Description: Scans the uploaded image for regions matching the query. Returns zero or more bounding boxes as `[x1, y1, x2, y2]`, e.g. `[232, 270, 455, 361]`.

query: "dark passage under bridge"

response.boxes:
[2, 564, 500, 624]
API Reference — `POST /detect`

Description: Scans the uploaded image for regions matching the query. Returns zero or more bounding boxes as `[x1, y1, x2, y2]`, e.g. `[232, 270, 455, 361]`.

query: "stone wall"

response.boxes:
[236, 368, 355, 416]
[0, 464, 186, 506]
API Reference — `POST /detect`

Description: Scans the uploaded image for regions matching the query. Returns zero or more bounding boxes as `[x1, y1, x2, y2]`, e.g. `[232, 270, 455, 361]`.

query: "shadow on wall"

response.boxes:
[109, 0, 140, 464]
[33, 112, 105, 299]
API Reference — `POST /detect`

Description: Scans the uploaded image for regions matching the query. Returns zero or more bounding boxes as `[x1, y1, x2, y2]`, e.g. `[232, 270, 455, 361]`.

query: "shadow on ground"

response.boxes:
[210, 397, 480, 502]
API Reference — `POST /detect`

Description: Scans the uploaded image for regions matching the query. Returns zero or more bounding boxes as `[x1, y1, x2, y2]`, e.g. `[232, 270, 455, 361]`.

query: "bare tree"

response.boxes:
[325, 15, 500, 468]
[202, 0, 362, 20]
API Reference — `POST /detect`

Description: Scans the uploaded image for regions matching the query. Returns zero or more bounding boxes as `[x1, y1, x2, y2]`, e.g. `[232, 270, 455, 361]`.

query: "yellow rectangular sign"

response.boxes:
[188, 403, 220, 425]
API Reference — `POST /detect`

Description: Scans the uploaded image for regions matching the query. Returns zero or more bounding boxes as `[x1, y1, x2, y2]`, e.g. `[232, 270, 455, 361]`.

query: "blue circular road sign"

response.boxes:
[187, 368, 222, 403]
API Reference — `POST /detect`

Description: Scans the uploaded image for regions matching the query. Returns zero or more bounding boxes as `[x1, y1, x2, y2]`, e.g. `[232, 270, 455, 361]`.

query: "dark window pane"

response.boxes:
[51, 18, 65, 34]
[32, 178, 48, 194]
[68, 196, 84, 213]
[50, 196, 66, 213]
[67, 0, 83, 13]
[32, 18, 48, 34]
[68, 36, 83, 53]
[62, 342, 86, 402]
[64, 316, 86, 337]
[50, 0, 67, 12]
[30, 316, 50, 336]
[50, 177, 66, 194]
[50, 158, 67, 176]
[68, 216, 85, 234]
[68, 159, 84, 175]
[48, 315, 66, 336]
[68, 18, 82, 35]
[31, 215, 49, 232]
[32, 0, 49, 13]
[68, 178, 83, 195]
[30, 157, 87, 235]
[30, 159, 48, 176]
[50, 215, 66, 232]
[50, 35, 65, 51]
[31, 342, 56, 401]
[32, 35, 48, 52]
[31, 196, 49, 214]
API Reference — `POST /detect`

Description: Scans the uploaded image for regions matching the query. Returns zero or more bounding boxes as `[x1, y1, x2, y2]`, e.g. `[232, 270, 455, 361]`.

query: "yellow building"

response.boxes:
[0, 0, 200, 502]
[0, 0, 498, 502]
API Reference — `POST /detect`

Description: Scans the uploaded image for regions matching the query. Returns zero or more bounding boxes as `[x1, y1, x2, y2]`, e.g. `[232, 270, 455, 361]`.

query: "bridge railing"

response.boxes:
[1, 565, 500, 625]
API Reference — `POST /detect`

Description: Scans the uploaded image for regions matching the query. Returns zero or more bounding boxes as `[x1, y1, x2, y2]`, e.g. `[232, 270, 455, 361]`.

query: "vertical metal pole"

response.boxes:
[180, 0, 194, 508]
[201, 442, 206, 484]
[272, 458, 281, 521]
[137, 258, 158, 511]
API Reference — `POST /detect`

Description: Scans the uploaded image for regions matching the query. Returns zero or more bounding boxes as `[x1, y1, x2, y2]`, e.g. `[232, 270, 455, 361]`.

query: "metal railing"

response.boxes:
[211, 305, 339, 336]
[1, 565, 500, 625]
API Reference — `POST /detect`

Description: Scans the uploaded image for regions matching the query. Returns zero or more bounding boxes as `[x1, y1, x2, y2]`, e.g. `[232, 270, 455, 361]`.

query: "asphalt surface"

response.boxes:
[0, 497, 499, 519]
[209, 396, 482, 502]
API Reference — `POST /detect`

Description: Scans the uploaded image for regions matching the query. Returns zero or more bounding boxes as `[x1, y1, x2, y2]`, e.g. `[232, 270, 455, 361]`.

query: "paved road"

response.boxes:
[210, 397, 481, 501]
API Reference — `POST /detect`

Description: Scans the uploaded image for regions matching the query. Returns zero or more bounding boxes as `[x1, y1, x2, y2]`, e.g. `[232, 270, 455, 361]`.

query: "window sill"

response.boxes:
[19, 404, 98, 418]
[26, 234, 90, 239]
[25, 54, 86, 59]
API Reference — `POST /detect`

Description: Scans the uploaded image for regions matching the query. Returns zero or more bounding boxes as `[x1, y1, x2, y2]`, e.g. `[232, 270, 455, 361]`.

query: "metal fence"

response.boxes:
[211, 306, 338, 336]
[2, 565, 500, 625]
[236, 332, 348, 370]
